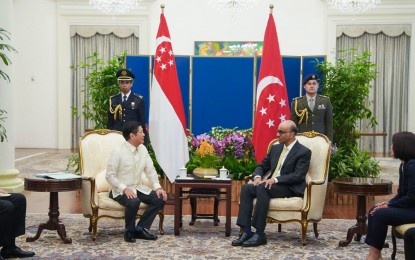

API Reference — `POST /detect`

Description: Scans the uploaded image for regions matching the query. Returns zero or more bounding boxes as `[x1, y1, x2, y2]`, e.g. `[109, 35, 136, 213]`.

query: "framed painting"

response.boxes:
[194, 41, 263, 56]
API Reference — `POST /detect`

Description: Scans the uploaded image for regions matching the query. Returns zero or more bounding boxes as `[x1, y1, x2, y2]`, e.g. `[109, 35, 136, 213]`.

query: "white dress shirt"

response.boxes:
[122, 91, 131, 102]
[106, 141, 161, 197]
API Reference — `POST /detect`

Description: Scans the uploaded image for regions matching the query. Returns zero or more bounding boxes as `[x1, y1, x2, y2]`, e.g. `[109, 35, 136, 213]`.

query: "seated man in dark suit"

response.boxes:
[0, 189, 35, 259]
[232, 120, 311, 247]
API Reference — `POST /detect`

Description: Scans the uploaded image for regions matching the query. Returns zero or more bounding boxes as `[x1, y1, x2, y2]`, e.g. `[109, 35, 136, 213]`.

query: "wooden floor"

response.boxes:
[23, 187, 396, 220]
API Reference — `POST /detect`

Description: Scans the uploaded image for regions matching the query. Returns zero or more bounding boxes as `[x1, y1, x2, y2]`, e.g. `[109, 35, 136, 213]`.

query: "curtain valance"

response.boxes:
[70, 25, 139, 38]
[337, 24, 411, 37]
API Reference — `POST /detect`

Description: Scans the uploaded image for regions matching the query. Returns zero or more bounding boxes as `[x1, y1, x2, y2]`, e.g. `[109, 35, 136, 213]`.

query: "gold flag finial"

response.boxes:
[269, 4, 274, 14]
[161, 4, 165, 13]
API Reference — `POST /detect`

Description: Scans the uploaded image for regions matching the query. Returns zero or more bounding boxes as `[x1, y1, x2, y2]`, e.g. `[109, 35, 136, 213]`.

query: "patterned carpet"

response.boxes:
[17, 214, 403, 260]
[14, 151, 403, 259]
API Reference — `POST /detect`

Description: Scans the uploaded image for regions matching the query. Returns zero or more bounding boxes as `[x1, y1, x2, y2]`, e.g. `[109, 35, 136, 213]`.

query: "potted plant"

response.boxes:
[187, 140, 221, 177]
[0, 27, 17, 142]
[71, 51, 126, 129]
[185, 127, 257, 202]
[66, 52, 126, 173]
[316, 49, 380, 203]
[186, 127, 257, 180]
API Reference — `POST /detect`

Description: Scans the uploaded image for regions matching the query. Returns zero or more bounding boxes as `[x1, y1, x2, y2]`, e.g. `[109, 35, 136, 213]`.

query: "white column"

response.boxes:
[0, 0, 23, 192]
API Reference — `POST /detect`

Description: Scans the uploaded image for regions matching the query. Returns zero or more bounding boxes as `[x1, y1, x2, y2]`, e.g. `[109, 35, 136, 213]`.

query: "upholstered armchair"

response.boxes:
[247, 132, 331, 245]
[391, 223, 415, 259]
[79, 129, 164, 241]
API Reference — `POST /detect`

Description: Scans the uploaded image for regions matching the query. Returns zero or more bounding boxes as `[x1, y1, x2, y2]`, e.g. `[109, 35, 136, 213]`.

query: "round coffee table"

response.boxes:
[332, 177, 393, 247]
[24, 176, 82, 244]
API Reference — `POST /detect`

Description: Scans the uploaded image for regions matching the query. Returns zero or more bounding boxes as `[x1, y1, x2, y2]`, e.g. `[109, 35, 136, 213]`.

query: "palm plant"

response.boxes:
[316, 49, 380, 181]
[0, 27, 18, 142]
[71, 51, 126, 129]
[67, 52, 125, 173]
[0, 28, 17, 81]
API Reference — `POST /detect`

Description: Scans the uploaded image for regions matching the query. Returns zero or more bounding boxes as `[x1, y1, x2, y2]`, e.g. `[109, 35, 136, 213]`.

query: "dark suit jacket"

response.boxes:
[388, 159, 415, 208]
[290, 95, 333, 141]
[107, 92, 146, 134]
[253, 141, 311, 196]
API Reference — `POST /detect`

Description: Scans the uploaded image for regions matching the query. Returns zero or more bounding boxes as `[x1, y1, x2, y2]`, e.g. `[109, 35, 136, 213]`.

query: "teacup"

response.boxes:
[219, 166, 229, 179]
[178, 167, 187, 179]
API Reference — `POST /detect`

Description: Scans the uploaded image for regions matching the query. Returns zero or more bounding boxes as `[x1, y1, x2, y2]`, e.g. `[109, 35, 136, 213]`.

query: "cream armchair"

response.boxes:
[249, 132, 331, 245]
[391, 223, 415, 259]
[79, 129, 164, 241]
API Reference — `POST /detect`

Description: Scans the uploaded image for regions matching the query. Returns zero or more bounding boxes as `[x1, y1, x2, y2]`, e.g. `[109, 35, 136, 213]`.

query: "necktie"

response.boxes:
[308, 98, 315, 111]
[122, 95, 127, 105]
[271, 147, 289, 179]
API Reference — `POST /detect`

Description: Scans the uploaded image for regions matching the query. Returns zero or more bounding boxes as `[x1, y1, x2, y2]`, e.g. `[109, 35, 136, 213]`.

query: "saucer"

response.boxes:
[213, 177, 230, 180]
[176, 177, 194, 180]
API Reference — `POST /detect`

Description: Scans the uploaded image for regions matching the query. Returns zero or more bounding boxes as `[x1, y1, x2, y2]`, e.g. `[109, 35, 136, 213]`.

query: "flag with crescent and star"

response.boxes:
[149, 10, 189, 183]
[252, 10, 290, 162]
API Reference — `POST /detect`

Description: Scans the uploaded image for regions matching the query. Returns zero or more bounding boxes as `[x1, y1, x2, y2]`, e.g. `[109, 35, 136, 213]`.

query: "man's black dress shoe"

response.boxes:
[241, 233, 267, 247]
[134, 229, 158, 240]
[1, 246, 35, 258]
[231, 232, 253, 246]
[124, 230, 136, 243]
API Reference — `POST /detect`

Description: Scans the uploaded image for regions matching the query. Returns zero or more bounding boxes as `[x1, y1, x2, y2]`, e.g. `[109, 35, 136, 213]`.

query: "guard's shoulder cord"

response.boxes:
[294, 99, 308, 126]
[109, 98, 122, 121]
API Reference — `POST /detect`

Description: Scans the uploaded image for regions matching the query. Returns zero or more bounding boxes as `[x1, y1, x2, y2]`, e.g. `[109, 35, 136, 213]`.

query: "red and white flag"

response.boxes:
[252, 12, 290, 162]
[149, 12, 189, 183]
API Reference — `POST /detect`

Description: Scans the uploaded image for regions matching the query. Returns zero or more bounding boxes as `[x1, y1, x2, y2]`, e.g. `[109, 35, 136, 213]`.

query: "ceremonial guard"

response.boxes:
[290, 74, 333, 141]
[108, 69, 146, 137]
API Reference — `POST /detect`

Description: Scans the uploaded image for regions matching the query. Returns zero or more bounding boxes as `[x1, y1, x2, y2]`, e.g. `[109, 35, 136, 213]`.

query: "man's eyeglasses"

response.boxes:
[277, 130, 291, 135]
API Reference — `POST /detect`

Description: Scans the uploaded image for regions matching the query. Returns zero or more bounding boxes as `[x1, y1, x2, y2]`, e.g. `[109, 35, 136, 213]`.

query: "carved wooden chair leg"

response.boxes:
[158, 212, 164, 235]
[301, 222, 308, 246]
[313, 223, 319, 237]
[91, 219, 98, 241]
[391, 228, 397, 260]
[88, 218, 93, 232]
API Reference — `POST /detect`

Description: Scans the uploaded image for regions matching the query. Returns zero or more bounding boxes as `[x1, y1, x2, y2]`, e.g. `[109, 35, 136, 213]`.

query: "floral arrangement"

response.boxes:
[189, 140, 221, 169]
[186, 127, 257, 180]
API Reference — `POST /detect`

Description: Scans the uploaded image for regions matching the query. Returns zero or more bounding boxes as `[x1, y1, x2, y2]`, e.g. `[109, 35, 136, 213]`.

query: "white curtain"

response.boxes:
[70, 26, 139, 148]
[336, 25, 411, 154]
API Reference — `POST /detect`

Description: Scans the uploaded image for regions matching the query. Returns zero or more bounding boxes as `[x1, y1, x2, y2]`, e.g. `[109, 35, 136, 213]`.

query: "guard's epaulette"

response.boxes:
[292, 96, 302, 101]
[318, 94, 330, 99]
[133, 93, 143, 99]
[110, 93, 119, 99]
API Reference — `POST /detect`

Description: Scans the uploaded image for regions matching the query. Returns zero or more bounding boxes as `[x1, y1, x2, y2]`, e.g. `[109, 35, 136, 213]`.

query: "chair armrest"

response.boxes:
[303, 178, 328, 220]
[81, 177, 99, 216]
[309, 178, 326, 185]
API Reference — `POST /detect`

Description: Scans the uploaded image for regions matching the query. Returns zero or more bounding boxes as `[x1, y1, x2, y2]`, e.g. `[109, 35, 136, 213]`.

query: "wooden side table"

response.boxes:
[332, 177, 392, 247]
[24, 176, 82, 244]
[174, 178, 232, 236]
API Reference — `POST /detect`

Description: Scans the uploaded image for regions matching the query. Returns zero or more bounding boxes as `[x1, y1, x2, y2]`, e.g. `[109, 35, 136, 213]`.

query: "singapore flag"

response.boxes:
[149, 11, 189, 183]
[252, 11, 290, 162]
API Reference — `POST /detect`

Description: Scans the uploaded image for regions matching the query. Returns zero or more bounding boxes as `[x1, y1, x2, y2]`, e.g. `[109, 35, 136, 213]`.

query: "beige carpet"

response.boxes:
[14, 151, 403, 259]
[16, 214, 404, 259]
